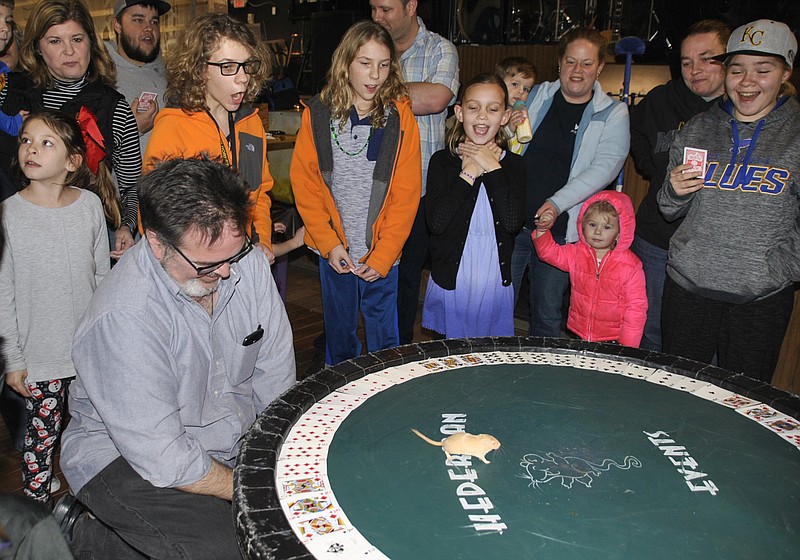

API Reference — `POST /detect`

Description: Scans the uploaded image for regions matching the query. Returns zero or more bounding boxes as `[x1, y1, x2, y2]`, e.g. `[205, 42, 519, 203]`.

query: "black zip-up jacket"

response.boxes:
[426, 148, 526, 290]
[630, 78, 721, 249]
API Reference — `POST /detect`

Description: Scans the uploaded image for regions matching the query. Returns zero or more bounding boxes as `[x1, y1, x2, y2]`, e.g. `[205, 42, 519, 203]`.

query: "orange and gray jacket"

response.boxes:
[290, 95, 421, 277]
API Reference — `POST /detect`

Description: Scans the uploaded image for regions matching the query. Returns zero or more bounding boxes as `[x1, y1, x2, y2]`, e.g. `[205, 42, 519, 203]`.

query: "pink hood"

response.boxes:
[533, 188, 647, 346]
[576, 190, 637, 252]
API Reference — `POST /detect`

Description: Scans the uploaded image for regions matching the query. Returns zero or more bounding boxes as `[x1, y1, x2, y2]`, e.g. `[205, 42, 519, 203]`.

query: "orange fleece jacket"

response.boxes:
[290, 97, 421, 277]
[143, 106, 273, 245]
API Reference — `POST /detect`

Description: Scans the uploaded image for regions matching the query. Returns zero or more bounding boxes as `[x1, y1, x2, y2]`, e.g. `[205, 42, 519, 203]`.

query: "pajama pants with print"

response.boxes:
[21, 378, 70, 502]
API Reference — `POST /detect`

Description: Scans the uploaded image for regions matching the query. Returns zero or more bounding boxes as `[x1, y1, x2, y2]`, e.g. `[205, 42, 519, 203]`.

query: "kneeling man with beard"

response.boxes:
[58, 157, 296, 559]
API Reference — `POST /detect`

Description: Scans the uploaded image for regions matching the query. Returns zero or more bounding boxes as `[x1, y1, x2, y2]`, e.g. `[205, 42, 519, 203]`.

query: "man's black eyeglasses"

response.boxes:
[172, 236, 253, 276]
[206, 60, 261, 76]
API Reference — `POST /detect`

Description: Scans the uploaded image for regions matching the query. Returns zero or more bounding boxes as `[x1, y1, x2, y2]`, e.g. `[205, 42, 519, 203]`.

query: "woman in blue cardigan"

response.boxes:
[511, 27, 630, 337]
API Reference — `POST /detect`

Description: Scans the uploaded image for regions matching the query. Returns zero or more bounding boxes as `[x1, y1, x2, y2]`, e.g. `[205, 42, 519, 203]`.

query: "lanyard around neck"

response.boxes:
[206, 110, 238, 171]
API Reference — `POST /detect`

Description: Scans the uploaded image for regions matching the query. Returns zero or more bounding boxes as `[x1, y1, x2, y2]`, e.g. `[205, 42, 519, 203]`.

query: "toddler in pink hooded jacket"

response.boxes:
[533, 190, 647, 347]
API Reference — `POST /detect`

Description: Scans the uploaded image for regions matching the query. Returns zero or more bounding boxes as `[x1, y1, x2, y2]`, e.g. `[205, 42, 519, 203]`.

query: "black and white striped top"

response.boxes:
[0, 76, 142, 233]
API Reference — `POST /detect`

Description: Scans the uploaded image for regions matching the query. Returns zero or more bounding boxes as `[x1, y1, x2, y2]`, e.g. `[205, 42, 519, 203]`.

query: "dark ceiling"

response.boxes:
[419, 0, 799, 66]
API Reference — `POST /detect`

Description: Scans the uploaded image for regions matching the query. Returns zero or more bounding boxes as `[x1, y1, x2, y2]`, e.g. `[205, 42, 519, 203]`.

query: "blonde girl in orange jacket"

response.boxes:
[291, 21, 421, 365]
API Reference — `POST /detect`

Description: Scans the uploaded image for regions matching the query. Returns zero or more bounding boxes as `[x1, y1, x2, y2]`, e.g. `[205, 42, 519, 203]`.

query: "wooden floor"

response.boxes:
[0, 254, 436, 499]
[286, 253, 441, 378]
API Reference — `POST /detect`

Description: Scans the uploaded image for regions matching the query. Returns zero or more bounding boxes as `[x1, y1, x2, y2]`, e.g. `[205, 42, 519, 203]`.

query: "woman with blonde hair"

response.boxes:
[0, 0, 137, 258]
[144, 13, 276, 260]
[291, 20, 421, 365]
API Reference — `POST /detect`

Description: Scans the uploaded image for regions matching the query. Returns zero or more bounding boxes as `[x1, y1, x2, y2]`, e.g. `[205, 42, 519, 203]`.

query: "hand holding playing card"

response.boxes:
[682, 147, 707, 178]
[669, 163, 706, 196]
[132, 92, 159, 135]
[670, 146, 707, 197]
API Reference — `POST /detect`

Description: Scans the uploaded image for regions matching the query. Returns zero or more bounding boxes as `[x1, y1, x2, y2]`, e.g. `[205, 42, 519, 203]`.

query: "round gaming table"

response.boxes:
[234, 337, 800, 559]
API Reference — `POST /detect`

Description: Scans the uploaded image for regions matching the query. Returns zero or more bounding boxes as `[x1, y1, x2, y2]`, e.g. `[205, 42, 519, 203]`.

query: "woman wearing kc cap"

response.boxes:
[657, 19, 800, 384]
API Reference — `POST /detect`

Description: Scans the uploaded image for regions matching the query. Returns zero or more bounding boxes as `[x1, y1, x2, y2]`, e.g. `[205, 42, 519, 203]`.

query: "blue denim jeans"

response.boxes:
[320, 258, 399, 365]
[511, 227, 569, 337]
[631, 235, 668, 351]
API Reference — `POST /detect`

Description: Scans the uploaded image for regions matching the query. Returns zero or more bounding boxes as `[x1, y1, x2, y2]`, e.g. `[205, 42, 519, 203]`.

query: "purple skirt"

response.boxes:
[422, 185, 514, 338]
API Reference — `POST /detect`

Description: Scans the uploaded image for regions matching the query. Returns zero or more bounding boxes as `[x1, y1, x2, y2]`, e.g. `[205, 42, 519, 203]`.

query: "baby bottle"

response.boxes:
[513, 100, 532, 143]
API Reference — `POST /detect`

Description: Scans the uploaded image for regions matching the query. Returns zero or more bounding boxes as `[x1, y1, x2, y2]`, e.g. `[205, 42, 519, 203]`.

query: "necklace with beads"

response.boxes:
[330, 120, 373, 157]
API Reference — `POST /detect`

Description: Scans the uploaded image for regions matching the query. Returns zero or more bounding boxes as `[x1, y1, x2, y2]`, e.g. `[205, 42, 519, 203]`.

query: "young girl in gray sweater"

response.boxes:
[0, 110, 111, 503]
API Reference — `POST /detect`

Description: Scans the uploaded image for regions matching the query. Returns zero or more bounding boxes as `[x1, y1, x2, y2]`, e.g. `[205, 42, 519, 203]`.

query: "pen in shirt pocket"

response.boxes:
[242, 324, 264, 346]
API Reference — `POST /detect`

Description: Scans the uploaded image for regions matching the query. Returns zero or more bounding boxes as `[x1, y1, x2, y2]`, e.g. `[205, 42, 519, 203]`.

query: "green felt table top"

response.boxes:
[326, 363, 800, 559]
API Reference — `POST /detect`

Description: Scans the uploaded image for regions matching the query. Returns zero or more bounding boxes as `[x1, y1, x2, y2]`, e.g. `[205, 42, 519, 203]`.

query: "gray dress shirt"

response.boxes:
[60, 239, 295, 493]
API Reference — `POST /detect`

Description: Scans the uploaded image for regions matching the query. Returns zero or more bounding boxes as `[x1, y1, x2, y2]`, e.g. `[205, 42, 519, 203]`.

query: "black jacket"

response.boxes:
[1, 73, 124, 179]
[630, 78, 721, 249]
[426, 148, 526, 290]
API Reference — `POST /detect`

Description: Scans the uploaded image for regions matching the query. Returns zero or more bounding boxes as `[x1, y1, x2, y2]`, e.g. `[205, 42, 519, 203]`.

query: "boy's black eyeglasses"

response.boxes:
[206, 60, 261, 76]
[172, 236, 253, 276]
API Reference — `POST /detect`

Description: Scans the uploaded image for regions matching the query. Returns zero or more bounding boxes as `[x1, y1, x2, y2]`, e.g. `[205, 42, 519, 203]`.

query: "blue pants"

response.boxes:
[271, 254, 289, 302]
[0, 383, 26, 451]
[510, 227, 570, 337]
[631, 235, 668, 351]
[319, 258, 399, 365]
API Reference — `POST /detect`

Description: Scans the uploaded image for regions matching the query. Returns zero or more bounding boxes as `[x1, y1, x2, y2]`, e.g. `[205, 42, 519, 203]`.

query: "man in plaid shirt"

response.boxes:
[371, 0, 459, 344]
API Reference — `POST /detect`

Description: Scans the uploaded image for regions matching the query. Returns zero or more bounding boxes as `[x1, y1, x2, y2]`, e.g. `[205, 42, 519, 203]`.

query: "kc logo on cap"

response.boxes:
[739, 26, 766, 47]
[716, 19, 798, 67]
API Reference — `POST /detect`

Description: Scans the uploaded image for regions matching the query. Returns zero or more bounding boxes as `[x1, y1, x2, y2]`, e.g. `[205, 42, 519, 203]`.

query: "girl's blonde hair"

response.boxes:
[779, 61, 797, 98]
[15, 109, 121, 228]
[582, 200, 618, 224]
[446, 73, 510, 156]
[19, 0, 117, 90]
[780, 81, 797, 98]
[165, 13, 272, 112]
[320, 20, 408, 129]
